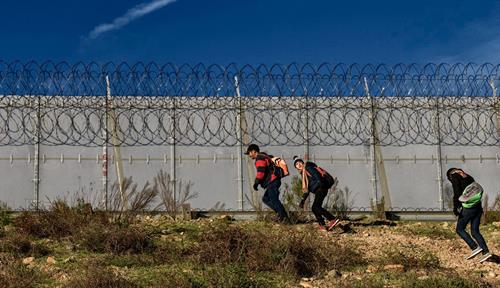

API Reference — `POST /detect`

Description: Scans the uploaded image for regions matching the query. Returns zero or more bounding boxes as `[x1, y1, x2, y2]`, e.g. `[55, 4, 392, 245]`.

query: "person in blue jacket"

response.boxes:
[294, 156, 340, 231]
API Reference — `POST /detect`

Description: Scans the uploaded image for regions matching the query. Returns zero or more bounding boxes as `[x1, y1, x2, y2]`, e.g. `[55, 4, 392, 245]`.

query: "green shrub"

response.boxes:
[102, 254, 157, 268]
[193, 221, 365, 278]
[0, 231, 50, 257]
[79, 224, 154, 254]
[14, 199, 101, 239]
[105, 226, 155, 254]
[282, 175, 309, 224]
[0, 201, 11, 228]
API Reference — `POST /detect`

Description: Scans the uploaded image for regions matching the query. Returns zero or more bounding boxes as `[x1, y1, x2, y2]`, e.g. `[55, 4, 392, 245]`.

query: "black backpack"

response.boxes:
[314, 166, 335, 189]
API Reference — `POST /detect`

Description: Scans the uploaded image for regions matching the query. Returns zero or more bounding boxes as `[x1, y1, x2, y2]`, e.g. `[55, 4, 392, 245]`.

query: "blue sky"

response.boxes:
[1, 0, 500, 64]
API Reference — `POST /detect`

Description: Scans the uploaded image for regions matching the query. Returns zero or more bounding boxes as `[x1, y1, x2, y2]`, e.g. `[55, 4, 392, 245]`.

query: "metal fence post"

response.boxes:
[170, 96, 177, 214]
[32, 96, 41, 210]
[303, 94, 310, 160]
[434, 97, 444, 210]
[102, 76, 109, 211]
[106, 76, 126, 209]
[490, 79, 499, 138]
[364, 77, 378, 209]
[235, 76, 245, 211]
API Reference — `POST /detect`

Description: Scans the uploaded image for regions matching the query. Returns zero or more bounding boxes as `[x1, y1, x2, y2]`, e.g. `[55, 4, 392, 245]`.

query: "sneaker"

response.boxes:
[327, 219, 341, 231]
[479, 252, 492, 263]
[466, 247, 483, 260]
[318, 225, 328, 232]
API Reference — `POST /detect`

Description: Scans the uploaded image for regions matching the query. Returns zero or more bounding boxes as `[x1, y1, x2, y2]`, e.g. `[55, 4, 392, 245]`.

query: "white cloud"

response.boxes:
[431, 5, 500, 63]
[87, 0, 177, 40]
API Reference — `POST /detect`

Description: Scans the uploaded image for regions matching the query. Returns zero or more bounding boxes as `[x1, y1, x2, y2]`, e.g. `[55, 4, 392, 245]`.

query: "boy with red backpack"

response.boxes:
[293, 156, 340, 231]
[245, 144, 291, 224]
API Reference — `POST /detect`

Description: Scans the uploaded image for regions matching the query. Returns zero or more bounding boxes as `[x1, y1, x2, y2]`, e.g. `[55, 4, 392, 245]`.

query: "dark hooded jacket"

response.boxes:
[448, 172, 475, 214]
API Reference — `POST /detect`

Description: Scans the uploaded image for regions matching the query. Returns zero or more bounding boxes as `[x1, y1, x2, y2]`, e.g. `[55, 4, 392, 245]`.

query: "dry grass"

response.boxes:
[0, 231, 51, 257]
[13, 199, 100, 239]
[0, 255, 48, 288]
[66, 261, 138, 288]
[194, 222, 365, 278]
[378, 245, 440, 271]
[78, 224, 154, 254]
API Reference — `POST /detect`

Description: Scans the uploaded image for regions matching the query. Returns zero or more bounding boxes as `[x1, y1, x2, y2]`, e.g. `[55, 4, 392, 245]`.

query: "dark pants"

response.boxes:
[312, 187, 335, 226]
[262, 179, 289, 221]
[456, 204, 489, 253]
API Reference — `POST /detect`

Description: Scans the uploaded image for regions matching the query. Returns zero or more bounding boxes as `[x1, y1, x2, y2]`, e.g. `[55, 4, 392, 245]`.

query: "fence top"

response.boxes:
[1, 61, 500, 97]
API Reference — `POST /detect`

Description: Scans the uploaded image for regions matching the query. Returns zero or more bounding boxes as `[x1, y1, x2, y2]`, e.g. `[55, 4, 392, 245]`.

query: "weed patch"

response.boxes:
[66, 261, 138, 288]
[0, 256, 49, 288]
[14, 200, 102, 239]
[378, 246, 440, 271]
[0, 231, 51, 257]
[401, 223, 456, 239]
[78, 224, 154, 254]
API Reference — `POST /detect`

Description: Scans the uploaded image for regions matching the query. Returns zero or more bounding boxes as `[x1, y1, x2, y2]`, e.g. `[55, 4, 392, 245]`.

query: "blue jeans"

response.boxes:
[456, 204, 489, 253]
[262, 179, 288, 221]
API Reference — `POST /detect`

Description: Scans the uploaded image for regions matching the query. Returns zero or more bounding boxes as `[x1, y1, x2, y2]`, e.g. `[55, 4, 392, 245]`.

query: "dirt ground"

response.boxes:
[298, 220, 500, 287]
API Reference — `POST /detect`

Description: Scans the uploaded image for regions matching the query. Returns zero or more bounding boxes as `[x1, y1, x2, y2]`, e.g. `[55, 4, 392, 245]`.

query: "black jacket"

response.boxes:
[300, 162, 328, 203]
[449, 173, 475, 214]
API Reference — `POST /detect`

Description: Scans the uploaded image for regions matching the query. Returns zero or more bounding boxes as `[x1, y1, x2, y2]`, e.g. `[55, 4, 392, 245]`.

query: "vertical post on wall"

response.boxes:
[364, 77, 378, 209]
[491, 79, 499, 214]
[170, 96, 177, 216]
[434, 97, 444, 210]
[303, 92, 310, 160]
[235, 76, 245, 211]
[491, 79, 500, 140]
[102, 76, 109, 211]
[106, 76, 126, 209]
[32, 96, 41, 210]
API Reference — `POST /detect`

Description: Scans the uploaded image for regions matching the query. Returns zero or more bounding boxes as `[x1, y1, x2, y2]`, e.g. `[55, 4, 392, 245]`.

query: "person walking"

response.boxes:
[293, 156, 340, 231]
[447, 168, 492, 263]
[245, 144, 290, 223]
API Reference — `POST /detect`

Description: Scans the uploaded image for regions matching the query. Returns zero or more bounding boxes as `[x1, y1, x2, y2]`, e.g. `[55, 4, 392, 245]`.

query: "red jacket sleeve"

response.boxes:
[254, 155, 268, 185]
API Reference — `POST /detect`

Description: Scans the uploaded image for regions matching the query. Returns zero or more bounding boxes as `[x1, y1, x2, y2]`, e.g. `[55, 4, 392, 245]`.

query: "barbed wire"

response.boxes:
[2, 61, 500, 97]
[1, 62, 500, 147]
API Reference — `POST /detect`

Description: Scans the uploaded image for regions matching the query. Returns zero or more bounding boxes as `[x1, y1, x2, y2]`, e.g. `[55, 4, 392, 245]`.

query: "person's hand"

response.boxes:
[253, 183, 259, 191]
[453, 207, 461, 216]
[299, 200, 305, 209]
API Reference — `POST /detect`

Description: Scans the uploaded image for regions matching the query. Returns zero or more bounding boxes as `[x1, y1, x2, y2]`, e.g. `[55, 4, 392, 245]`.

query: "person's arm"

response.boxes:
[299, 192, 310, 208]
[253, 155, 267, 190]
[301, 169, 308, 193]
[299, 168, 311, 208]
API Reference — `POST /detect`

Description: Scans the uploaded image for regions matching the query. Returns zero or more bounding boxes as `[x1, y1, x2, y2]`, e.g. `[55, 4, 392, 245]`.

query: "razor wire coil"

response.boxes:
[1, 62, 500, 147]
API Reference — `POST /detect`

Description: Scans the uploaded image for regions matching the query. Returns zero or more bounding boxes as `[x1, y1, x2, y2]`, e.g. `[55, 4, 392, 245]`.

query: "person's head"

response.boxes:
[293, 156, 304, 171]
[244, 144, 260, 159]
[446, 168, 466, 181]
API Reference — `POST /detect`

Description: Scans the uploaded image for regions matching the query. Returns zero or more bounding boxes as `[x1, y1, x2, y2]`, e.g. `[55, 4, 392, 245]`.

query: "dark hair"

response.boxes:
[446, 167, 462, 181]
[244, 144, 260, 155]
[293, 156, 304, 167]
